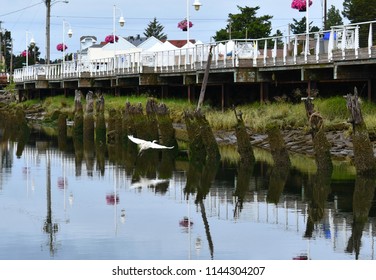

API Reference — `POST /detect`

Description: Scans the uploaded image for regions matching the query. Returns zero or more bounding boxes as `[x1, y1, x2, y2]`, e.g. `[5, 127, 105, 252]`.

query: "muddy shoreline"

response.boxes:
[174, 123, 376, 161]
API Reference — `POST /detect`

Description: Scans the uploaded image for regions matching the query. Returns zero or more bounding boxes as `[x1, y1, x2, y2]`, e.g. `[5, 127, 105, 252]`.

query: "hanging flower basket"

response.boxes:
[21, 50, 29, 57]
[291, 0, 312, 12]
[56, 43, 68, 52]
[105, 35, 119, 43]
[177, 19, 193, 31]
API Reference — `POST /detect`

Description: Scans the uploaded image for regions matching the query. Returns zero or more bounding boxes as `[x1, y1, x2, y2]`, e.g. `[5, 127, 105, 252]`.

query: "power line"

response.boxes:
[0, 1, 43, 17]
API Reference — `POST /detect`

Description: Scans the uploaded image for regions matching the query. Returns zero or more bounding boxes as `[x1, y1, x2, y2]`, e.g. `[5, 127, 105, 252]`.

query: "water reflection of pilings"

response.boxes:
[0, 108, 30, 158]
[185, 157, 219, 260]
[266, 164, 290, 205]
[43, 152, 59, 256]
[57, 112, 67, 152]
[234, 162, 254, 217]
[304, 169, 332, 239]
[73, 137, 83, 176]
[346, 175, 376, 259]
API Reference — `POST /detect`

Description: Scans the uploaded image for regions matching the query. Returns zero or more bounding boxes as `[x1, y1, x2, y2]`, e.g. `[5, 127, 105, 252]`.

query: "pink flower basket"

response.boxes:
[56, 43, 68, 52]
[177, 19, 193, 31]
[105, 35, 119, 43]
[291, 0, 312, 11]
[21, 50, 29, 57]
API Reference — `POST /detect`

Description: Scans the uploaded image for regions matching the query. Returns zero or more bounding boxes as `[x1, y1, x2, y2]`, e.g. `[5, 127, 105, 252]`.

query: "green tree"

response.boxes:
[0, 30, 12, 72]
[213, 6, 273, 41]
[290, 17, 320, 34]
[342, 0, 376, 46]
[342, 0, 376, 23]
[325, 5, 343, 29]
[143, 17, 167, 40]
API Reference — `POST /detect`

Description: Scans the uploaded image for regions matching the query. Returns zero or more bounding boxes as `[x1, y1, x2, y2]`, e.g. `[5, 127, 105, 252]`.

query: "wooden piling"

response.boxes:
[304, 98, 333, 173]
[346, 88, 376, 175]
[233, 106, 255, 165]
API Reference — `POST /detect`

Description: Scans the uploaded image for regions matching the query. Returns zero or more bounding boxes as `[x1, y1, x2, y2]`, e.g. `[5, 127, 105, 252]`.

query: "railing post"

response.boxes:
[315, 33, 320, 63]
[328, 29, 334, 61]
[369, 23, 373, 58]
[273, 38, 277, 66]
[253, 40, 258, 66]
[355, 25, 359, 59]
[293, 35, 298, 64]
[263, 39, 267, 66]
[341, 26, 346, 59]
[283, 37, 287, 65]
[304, 33, 309, 63]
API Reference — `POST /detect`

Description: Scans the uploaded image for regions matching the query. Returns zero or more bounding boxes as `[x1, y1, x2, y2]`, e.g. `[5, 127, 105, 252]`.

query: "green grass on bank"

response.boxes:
[11, 93, 376, 133]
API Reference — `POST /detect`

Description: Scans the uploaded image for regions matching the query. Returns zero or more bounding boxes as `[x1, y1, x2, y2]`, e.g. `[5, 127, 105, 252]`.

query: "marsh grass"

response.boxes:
[21, 94, 376, 134]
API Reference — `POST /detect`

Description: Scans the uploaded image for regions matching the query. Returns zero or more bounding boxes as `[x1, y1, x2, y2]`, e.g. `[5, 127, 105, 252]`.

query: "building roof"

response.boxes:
[126, 35, 147, 46]
[166, 39, 196, 48]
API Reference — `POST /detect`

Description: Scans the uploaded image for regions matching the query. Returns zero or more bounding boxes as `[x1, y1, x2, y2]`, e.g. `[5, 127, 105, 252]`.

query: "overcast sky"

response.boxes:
[1, 0, 346, 60]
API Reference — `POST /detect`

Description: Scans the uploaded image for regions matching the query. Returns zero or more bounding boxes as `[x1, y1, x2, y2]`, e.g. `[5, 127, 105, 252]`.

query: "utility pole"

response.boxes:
[10, 40, 13, 80]
[0, 21, 3, 70]
[323, 0, 327, 30]
[45, 0, 51, 64]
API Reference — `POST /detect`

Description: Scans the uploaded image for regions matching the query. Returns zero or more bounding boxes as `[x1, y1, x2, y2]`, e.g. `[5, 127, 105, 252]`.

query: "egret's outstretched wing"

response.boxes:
[130, 177, 169, 189]
[128, 135, 146, 145]
[149, 142, 174, 149]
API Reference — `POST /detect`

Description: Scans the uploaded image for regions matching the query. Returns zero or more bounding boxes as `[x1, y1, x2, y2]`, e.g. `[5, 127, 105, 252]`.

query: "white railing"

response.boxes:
[13, 20, 376, 83]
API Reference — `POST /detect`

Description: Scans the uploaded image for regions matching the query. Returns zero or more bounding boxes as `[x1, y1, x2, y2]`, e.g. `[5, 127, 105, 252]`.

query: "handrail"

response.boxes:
[13, 20, 376, 83]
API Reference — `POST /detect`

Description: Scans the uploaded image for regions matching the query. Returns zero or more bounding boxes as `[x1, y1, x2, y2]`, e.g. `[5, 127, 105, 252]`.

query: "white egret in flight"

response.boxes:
[128, 135, 174, 154]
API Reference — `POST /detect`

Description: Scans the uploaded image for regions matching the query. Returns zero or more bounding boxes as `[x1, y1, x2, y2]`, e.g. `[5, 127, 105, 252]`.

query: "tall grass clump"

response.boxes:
[238, 102, 306, 133]
[313, 97, 348, 121]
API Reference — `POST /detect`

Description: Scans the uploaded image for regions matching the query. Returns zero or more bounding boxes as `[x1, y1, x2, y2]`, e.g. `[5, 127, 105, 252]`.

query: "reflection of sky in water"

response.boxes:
[0, 143, 375, 260]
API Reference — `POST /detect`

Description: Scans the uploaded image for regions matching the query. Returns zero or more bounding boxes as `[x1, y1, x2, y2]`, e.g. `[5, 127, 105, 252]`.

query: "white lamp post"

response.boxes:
[187, 0, 202, 46]
[25, 31, 35, 68]
[62, 19, 72, 75]
[185, 0, 201, 67]
[305, 0, 310, 61]
[113, 5, 125, 71]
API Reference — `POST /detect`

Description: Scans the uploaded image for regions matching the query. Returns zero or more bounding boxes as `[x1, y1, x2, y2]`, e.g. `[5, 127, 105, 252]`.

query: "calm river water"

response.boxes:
[0, 126, 375, 260]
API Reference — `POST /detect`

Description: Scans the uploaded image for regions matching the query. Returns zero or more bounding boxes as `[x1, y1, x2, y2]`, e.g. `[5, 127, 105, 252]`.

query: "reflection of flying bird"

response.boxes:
[130, 177, 169, 190]
[128, 135, 174, 154]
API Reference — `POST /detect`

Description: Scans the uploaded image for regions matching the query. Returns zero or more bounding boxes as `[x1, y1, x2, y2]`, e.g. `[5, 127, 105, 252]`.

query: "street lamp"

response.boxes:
[45, 0, 69, 64]
[62, 19, 72, 74]
[186, 0, 202, 46]
[25, 31, 35, 68]
[113, 5, 125, 71]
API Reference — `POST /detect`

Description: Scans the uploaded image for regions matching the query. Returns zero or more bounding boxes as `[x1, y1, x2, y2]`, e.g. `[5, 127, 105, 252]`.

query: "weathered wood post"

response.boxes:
[233, 106, 255, 166]
[84, 91, 95, 142]
[346, 87, 376, 175]
[184, 110, 207, 164]
[195, 109, 220, 162]
[266, 124, 291, 169]
[95, 93, 106, 145]
[265, 124, 291, 204]
[153, 101, 178, 149]
[145, 98, 159, 141]
[304, 98, 333, 173]
[73, 89, 84, 141]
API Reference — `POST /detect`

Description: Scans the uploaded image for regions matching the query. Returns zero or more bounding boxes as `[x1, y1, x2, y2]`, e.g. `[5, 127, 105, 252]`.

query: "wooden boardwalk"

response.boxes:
[12, 20, 376, 104]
